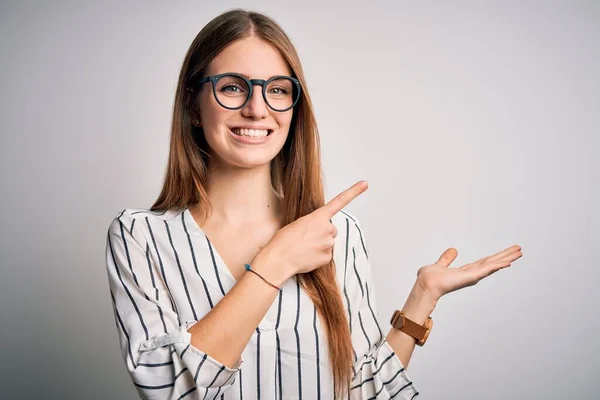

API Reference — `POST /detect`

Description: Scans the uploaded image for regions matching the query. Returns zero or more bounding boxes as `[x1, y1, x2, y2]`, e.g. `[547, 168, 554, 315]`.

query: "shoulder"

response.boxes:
[331, 209, 368, 249]
[330, 207, 363, 230]
[106, 207, 185, 241]
[108, 207, 170, 228]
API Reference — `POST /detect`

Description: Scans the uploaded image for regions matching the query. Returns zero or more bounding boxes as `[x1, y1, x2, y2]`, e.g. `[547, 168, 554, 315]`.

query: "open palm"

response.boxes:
[416, 245, 523, 301]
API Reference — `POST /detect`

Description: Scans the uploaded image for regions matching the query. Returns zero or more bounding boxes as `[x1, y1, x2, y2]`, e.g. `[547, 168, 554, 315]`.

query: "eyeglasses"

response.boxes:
[196, 72, 301, 112]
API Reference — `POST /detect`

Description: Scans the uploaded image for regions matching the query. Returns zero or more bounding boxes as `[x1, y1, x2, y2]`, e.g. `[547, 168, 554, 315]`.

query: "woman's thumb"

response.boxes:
[436, 247, 458, 268]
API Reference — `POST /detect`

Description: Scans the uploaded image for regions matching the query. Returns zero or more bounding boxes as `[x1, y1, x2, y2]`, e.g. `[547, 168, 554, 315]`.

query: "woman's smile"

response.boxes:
[228, 126, 274, 144]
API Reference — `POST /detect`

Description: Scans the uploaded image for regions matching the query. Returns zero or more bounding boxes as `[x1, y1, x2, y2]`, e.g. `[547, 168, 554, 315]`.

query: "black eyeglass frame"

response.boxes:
[195, 72, 302, 112]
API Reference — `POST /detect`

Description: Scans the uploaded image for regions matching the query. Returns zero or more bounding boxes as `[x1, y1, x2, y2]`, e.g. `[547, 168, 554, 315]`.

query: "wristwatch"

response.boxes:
[390, 310, 433, 347]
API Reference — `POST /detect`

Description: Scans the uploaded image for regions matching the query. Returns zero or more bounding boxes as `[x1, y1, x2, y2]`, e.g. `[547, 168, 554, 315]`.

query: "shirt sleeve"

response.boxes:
[345, 215, 420, 399]
[105, 209, 241, 400]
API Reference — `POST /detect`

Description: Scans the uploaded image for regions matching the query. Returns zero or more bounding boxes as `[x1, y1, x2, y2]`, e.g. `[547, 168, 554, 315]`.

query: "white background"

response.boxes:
[1, 1, 598, 398]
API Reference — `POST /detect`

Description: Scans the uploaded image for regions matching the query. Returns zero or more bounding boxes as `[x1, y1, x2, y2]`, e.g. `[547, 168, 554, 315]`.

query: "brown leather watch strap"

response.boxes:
[390, 310, 433, 346]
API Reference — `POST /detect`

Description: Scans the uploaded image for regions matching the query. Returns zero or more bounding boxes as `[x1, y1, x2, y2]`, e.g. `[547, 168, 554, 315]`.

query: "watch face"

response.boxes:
[418, 328, 430, 346]
[418, 317, 433, 346]
[424, 316, 433, 330]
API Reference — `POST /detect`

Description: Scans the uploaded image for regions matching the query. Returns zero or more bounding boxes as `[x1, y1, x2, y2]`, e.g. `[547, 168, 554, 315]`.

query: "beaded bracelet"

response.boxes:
[244, 263, 282, 291]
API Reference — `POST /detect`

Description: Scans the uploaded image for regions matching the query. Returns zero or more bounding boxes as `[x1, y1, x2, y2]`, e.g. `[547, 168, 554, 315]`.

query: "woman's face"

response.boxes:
[196, 36, 294, 169]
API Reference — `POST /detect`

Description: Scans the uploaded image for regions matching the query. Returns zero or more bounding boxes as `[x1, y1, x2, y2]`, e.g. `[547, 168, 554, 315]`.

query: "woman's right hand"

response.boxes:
[257, 181, 369, 279]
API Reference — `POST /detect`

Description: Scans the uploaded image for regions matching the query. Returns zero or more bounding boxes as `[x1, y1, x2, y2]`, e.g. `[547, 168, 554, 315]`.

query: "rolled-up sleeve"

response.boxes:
[106, 210, 241, 400]
[346, 215, 419, 399]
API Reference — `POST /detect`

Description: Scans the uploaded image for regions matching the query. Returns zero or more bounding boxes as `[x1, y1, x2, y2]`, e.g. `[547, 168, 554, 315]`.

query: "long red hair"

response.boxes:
[151, 9, 353, 397]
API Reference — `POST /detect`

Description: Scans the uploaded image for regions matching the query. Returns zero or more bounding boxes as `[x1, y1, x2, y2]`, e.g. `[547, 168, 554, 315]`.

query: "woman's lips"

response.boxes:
[228, 128, 272, 144]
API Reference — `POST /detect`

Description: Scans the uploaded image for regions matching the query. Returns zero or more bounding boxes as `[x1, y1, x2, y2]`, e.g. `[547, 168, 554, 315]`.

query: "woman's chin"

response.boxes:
[215, 152, 276, 169]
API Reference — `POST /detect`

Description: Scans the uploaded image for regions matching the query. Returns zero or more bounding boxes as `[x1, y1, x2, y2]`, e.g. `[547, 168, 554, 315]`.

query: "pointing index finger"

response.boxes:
[321, 181, 368, 218]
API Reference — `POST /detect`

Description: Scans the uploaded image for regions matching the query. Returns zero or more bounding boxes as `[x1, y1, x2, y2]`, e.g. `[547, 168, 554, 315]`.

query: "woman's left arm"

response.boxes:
[385, 283, 437, 369]
[343, 214, 419, 399]
[388, 244, 523, 367]
[344, 212, 523, 399]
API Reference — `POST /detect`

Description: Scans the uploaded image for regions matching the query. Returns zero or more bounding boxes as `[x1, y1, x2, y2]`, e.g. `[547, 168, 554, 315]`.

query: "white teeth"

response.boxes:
[231, 128, 269, 137]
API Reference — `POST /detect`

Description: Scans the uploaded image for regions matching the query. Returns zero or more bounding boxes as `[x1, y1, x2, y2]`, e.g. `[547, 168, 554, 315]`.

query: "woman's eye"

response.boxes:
[221, 84, 244, 93]
[268, 87, 288, 95]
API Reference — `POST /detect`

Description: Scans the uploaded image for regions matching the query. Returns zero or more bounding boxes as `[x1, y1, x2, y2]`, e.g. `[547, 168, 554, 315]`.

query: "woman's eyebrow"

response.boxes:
[225, 72, 287, 79]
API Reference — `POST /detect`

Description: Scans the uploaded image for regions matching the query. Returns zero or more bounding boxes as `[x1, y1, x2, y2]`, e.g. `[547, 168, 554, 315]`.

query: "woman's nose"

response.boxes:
[241, 86, 269, 119]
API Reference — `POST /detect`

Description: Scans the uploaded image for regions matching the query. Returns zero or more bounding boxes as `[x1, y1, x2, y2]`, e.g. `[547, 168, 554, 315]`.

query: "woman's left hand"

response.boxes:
[415, 245, 523, 302]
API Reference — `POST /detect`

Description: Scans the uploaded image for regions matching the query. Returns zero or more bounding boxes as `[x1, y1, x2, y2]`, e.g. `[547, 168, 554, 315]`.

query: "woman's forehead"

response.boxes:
[205, 36, 292, 78]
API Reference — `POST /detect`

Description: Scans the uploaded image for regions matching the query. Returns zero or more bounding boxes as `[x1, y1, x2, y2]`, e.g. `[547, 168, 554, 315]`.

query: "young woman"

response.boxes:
[105, 9, 523, 400]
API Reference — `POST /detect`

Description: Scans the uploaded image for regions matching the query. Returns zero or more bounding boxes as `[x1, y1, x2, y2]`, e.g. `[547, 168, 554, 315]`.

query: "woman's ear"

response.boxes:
[190, 111, 202, 128]
[186, 87, 202, 127]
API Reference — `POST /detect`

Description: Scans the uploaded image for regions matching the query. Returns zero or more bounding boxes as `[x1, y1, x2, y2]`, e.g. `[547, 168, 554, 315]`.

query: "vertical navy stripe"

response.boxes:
[145, 216, 180, 322]
[313, 305, 321, 400]
[357, 221, 383, 343]
[343, 219, 357, 363]
[118, 220, 141, 288]
[145, 242, 168, 333]
[206, 237, 226, 296]
[110, 290, 136, 369]
[343, 219, 353, 333]
[165, 221, 198, 320]
[108, 233, 149, 341]
[194, 353, 208, 382]
[145, 243, 159, 301]
[365, 281, 383, 343]
[273, 356, 278, 399]
[211, 386, 222, 400]
[353, 221, 369, 259]
[239, 365, 243, 400]
[275, 290, 283, 400]
[256, 327, 261, 400]
[294, 277, 303, 400]
[358, 311, 371, 351]
[181, 211, 215, 309]
[352, 247, 364, 299]
[181, 344, 190, 359]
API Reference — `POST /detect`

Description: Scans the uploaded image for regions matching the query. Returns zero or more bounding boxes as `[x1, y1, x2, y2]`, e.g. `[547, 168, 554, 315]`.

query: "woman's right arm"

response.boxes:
[106, 210, 292, 400]
[187, 182, 370, 371]
[107, 184, 366, 399]
[185, 245, 292, 367]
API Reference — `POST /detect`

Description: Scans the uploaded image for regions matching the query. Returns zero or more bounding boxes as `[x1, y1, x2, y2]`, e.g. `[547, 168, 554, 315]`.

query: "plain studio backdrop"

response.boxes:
[1, 1, 598, 399]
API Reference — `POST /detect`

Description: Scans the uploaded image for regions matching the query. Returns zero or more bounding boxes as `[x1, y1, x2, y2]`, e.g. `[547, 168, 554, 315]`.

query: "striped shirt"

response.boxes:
[105, 207, 419, 399]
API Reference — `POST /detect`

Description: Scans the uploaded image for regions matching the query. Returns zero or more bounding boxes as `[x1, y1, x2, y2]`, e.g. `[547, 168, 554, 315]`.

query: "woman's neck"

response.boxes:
[192, 162, 284, 229]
